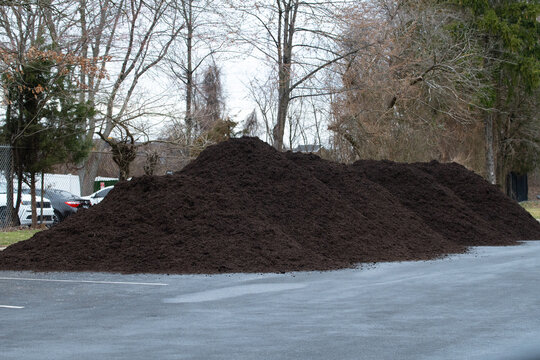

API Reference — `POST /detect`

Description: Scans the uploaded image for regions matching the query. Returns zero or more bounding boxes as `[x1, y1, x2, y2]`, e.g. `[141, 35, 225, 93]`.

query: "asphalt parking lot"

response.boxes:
[2, 241, 540, 360]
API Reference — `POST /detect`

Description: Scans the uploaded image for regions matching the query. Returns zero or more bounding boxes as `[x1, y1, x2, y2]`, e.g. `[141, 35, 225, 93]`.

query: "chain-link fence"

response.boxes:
[0, 145, 15, 229]
[0, 145, 91, 229]
[0, 144, 69, 229]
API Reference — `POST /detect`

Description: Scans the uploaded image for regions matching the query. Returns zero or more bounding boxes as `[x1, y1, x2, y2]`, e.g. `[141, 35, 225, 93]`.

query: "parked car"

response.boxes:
[82, 186, 114, 206]
[0, 183, 56, 226]
[22, 188, 91, 222]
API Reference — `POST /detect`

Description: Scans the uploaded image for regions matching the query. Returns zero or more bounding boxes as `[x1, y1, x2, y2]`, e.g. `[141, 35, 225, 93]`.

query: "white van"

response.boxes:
[0, 183, 56, 226]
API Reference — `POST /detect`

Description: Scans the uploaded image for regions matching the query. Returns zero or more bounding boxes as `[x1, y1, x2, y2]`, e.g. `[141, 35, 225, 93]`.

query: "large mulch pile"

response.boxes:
[1, 137, 539, 274]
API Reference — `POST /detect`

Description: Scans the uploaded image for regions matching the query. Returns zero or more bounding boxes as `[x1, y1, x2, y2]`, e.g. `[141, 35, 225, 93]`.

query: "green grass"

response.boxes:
[521, 200, 540, 219]
[0, 229, 41, 246]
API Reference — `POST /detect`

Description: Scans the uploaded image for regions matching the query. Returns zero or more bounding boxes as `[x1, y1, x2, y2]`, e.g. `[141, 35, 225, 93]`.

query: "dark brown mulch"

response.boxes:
[352, 160, 513, 246]
[0, 137, 539, 274]
[414, 161, 540, 241]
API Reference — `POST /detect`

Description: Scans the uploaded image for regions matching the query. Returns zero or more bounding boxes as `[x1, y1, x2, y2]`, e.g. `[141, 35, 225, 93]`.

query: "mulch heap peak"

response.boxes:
[1, 137, 539, 274]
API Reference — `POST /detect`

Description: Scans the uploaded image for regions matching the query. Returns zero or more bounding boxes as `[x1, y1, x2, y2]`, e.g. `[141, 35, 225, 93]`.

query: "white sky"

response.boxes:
[221, 56, 262, 122]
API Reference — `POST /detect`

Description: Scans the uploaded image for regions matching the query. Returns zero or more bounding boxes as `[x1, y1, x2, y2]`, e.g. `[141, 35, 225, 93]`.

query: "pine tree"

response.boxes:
[1, 49, 93, 226]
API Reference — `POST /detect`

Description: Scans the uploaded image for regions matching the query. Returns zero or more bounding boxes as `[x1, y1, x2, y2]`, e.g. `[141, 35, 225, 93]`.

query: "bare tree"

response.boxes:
[329, 0, 488, 168]
[0, 2, 107, 224]
[493, 79, 540, 190]
[76, 0, 184, 194]
[0, 0, 184, 194]
[97, 125, 137, 181]
[247, 75, 278, 145]
[228, 0, 363, 151]
[167, 0, 229, 145]
[161, 60, 228, 159]
[241, 109, 259, 137]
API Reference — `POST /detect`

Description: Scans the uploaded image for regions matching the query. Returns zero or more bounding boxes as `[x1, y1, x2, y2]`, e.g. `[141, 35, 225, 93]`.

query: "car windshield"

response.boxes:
[96, 187, 112, 197]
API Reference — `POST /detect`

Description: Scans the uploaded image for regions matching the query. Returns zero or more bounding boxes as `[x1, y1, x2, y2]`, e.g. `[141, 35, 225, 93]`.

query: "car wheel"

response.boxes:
[47, 213, 60, 229]
[51, 210, 62, 226]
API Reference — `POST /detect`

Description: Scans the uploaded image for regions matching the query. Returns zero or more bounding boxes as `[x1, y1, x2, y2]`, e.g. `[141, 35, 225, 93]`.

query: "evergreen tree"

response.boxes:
[455, 0, 540, 188]
[1, 49, 93, 226]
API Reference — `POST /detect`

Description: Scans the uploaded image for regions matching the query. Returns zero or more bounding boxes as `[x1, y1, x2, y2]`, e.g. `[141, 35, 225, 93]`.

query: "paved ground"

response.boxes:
[2, 241, 540, 360]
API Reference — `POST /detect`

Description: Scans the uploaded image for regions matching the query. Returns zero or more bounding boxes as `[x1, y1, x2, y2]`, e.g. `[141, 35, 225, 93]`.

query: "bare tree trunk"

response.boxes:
[78, 146, 104, 196]
[484, 114, 496, 185]
[274, 88, 290, 151]
[273, 0, 297, 151]
[118, 162, 130, 181]
[185, 9, 194, 143]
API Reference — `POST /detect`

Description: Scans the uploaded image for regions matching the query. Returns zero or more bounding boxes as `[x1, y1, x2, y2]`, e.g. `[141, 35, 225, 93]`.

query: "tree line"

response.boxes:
[330, 0, 539, 191]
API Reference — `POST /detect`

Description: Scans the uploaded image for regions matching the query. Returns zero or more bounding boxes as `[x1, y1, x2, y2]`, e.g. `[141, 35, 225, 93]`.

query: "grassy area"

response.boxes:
[520, 200, 540, 219]
[0, 228, 41, 247]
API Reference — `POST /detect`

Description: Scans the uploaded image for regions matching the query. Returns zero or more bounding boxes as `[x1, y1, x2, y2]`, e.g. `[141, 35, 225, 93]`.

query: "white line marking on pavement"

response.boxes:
[0, 277, 168, 286]
[0, 305, 24, 309]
